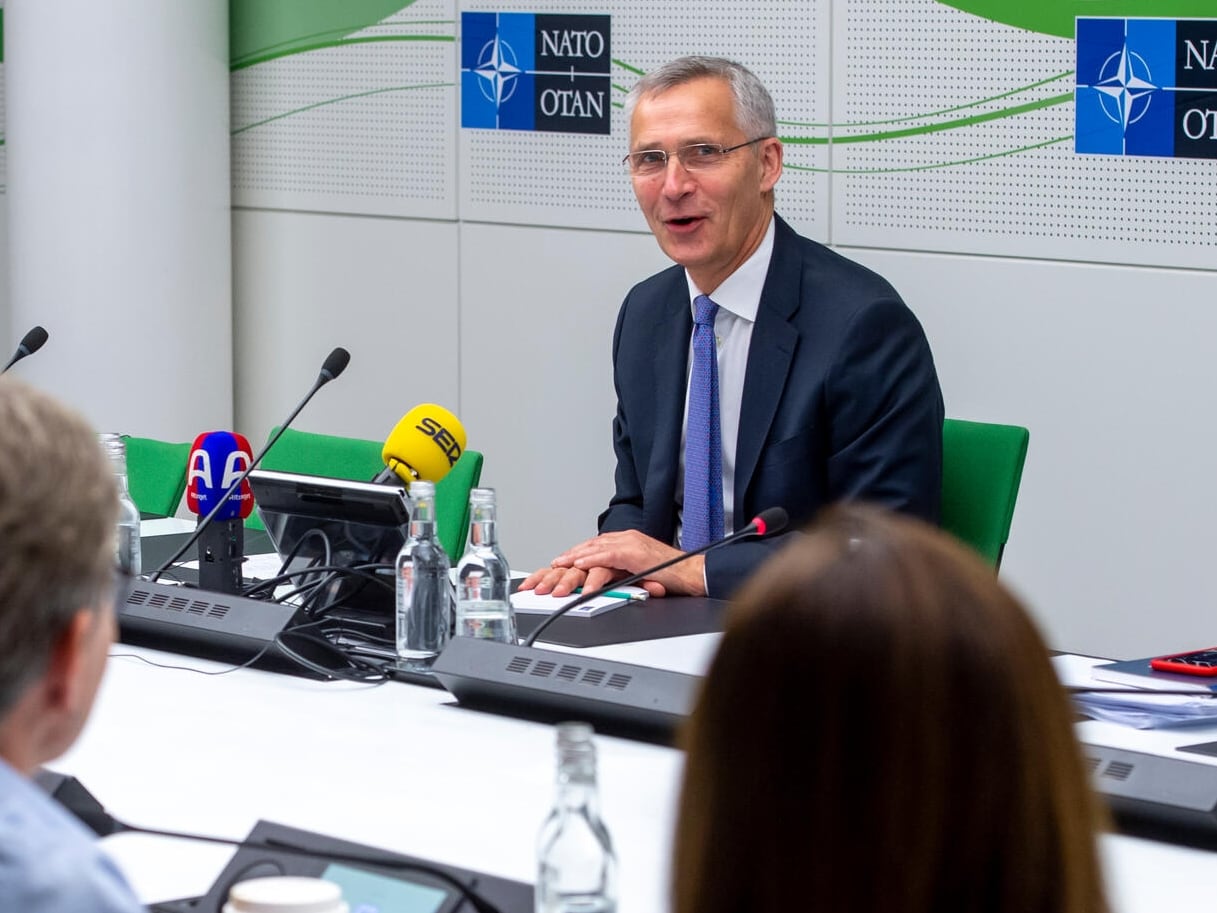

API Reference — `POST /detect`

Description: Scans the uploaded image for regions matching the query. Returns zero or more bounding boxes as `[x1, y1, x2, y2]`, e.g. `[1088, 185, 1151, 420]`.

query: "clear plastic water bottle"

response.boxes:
[99, 433, 141, 576]
[536, 722, 617, 913]
[395, 480, 452, 672]
[455, 487, 517, 644]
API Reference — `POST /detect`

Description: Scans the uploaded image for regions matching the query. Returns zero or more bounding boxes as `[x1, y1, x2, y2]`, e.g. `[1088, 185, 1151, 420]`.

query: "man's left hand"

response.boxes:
[554, 530, 706, 597]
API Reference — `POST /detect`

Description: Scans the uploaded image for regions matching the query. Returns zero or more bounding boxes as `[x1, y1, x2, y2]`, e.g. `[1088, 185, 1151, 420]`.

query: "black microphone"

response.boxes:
[149, 347, 351, 583]
[2, 325, 49, 373]
[318, 346, 350, 384]
[523, 507, 789, 647]
[37, 771, 503, 913]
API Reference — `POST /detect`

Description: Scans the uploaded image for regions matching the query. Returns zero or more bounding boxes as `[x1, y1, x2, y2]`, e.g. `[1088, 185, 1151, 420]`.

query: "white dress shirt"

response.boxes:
[677, 216, 776, 542]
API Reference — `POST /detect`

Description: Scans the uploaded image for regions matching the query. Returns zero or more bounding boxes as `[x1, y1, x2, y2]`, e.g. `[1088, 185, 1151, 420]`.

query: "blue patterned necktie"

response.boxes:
[682, 294, 723, 552]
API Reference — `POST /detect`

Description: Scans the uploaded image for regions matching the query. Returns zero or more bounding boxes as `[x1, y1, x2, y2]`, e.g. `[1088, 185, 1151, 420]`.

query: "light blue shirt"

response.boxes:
[0, 758, 143, 912]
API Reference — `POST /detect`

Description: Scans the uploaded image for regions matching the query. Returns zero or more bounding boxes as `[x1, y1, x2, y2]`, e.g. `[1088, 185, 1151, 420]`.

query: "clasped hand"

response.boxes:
[518, 530, 706, 598]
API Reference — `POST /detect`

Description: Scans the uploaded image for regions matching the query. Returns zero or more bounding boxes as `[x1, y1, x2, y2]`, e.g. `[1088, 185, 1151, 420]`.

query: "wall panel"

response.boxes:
[232, 210, 460, 446]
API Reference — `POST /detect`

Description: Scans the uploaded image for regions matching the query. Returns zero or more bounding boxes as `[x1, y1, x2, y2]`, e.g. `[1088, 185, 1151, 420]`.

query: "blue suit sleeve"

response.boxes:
[823, 296, 943, 521]
[598, 295, 646, 534]
[703, 296, 942, 598]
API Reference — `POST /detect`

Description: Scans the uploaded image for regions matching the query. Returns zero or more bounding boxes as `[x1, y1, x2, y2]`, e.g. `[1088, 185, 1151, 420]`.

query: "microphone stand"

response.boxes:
[149, 348, 351, 583]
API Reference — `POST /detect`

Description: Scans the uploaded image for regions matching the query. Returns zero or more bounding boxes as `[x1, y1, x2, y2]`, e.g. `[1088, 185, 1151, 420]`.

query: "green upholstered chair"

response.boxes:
[940, 418, 1030, 570]
[434, 449, 484, 563]
[123, 436, 191, 518]
[246, 427, 382, 533]
[259, 427, 384, 480]
[251, 426, 484, 561]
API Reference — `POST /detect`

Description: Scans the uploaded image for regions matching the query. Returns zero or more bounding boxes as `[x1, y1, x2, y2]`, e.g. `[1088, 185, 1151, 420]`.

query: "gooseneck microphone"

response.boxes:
[2, 325, 49, 373]
[523, 506, 789, 647]
[149, 347, 351, 583]
[37, 771, 503, 913]
[317, 346, 350, 384]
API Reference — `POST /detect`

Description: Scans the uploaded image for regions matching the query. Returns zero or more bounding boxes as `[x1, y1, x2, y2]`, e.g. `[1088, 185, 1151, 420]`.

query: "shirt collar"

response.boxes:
[685, 215, 775, 323]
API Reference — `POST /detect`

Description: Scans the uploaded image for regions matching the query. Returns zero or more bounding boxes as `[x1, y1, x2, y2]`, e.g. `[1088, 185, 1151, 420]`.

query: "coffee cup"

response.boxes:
[223, 876, 349, 913]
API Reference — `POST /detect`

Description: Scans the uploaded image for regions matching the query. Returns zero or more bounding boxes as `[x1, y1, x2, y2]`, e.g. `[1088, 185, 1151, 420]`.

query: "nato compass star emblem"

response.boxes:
[474, 36, 521, 107]
[1075, 17, 1180, 157]
[1093, 45, 1158, 128]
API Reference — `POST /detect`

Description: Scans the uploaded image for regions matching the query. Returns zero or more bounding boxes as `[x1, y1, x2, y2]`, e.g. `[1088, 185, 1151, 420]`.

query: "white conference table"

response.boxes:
[58, 631, 714, 912]
[51, 637, 1217, 913]
[53, 526, 1217, 911]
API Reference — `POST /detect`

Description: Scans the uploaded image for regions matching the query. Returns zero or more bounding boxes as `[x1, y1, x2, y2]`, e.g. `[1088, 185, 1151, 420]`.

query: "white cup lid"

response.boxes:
[224, 876, 347, 913]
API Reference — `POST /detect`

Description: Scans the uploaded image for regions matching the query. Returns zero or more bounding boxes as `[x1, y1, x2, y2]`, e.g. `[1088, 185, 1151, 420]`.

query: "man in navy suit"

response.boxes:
[522, 56, 943, 600]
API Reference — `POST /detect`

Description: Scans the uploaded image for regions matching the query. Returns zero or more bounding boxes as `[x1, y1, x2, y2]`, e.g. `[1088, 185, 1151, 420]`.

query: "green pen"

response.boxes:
[573, 587, 647, 601]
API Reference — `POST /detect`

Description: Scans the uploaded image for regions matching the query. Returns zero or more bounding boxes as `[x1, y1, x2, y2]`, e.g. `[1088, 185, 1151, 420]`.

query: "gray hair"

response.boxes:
[624, 56, 777, 139]
[0, 378, 117, 715]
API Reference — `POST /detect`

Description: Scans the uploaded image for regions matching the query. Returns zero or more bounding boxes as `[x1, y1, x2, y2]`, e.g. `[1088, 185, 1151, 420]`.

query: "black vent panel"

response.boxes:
[501, 654, 633, 692]
[127, 587, 231, 621]
[1103, 760, 1135, 781]
[505, 656, 531, 674]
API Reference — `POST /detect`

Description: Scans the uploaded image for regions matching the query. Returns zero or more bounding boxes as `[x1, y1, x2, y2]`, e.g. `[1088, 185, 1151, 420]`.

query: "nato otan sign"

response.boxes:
[461, 12, 612, 135]
[1076, 17, 1217, 159]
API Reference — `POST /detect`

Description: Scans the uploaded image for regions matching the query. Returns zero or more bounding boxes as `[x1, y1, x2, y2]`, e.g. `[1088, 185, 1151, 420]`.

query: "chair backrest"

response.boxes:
[253, 426, 484, 561]
[260, 426, 385, 479]
[123, 436, 191, 518]
[940, 418, 1030, 569]
[435, 449, 484, 562]
[247, 427, 384, 532]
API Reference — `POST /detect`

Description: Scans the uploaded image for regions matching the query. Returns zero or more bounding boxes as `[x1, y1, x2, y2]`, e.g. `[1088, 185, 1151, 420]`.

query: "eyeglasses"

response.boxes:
[622, 137, 770, 176]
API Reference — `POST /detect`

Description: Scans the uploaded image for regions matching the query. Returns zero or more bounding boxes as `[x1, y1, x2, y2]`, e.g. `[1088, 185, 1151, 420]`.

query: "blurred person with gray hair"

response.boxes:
[0, 377, 143, 911]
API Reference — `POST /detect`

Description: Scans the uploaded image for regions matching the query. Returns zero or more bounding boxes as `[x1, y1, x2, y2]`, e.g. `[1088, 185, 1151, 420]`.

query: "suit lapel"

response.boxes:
[734, 217, 800, 523]
[644, 278, 692, 536]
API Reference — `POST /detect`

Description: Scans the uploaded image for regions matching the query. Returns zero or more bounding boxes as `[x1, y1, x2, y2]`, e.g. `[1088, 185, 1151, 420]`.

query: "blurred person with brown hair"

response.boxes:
[673, 504, 1109, 913]
[0, 377, 143, 912]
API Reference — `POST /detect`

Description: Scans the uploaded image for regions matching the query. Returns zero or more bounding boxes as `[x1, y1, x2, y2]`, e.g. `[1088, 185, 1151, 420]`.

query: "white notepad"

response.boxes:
[510, 585, 649, 618]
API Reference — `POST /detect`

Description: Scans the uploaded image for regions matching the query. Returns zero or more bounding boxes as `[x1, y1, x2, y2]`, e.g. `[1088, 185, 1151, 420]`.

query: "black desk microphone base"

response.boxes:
[151, 819, 533, 913]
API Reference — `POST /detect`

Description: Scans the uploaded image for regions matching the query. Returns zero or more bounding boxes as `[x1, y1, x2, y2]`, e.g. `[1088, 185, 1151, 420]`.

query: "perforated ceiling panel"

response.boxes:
[458, 0, 830, 238]
[832, 0, 1217, 269]
[230, 1, 457, 219]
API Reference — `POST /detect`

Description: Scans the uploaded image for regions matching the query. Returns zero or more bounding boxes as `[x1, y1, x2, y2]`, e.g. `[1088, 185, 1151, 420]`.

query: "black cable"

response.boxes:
[262, 528, 334, 601]
[243, 564, 393, 601]
[278, 575, 335, 612]
[109, 646, 274, 677]
[306, 568, 397, 619]
[109, 618, 366, 680]
[276, 527, 334, 578]
[272, 627, 390, 683]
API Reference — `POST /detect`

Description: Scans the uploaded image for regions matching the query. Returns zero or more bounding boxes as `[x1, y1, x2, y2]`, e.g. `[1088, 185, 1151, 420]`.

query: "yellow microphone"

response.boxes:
[374, 404, 466, 486]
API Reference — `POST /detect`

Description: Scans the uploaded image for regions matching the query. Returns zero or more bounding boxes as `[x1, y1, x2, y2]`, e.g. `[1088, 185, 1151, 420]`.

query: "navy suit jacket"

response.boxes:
[598, 215, 944, 597]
